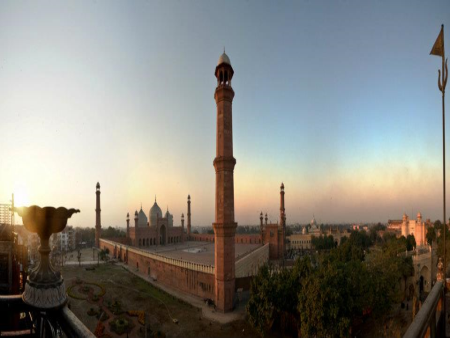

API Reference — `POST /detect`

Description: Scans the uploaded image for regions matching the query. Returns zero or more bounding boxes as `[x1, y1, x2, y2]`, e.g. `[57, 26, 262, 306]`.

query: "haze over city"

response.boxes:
[1, 1, 449, 227]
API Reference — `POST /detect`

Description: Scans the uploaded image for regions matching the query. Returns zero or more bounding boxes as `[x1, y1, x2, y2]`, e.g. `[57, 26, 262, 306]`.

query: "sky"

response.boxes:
[0, 1, 449, 227]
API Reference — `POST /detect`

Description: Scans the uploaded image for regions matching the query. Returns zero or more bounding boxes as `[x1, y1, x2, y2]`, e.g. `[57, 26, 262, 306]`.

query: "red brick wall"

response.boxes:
[189, 234, 215, 242]
[100, 239, 215, 300]
[263, 224, 282, 260]
[234, 234, 262, 244]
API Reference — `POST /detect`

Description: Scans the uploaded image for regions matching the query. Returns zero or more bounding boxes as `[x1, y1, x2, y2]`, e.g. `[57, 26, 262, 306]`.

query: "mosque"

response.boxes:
[126, 198, 185, 247]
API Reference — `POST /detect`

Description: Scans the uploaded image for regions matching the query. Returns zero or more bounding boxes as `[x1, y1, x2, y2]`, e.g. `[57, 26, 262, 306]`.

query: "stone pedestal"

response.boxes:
[14, 206, 79, 309]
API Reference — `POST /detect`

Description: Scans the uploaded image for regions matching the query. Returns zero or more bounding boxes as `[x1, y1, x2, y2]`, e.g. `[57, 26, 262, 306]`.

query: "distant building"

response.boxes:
[388, 212, 430, 246]
[287, 217, 351, 250]
[51, 226, 76, 252]
[0, 224, 28, 295]
[0, 204, 11, 225]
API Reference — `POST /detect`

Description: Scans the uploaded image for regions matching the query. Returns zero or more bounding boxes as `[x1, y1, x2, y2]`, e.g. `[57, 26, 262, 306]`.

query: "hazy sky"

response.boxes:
[0, 1, 449, 227]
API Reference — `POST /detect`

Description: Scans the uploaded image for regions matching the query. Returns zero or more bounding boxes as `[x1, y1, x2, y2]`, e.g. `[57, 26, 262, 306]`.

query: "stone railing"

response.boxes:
[101, 239, 215, 275]
[403, 280, 444, 338]
[0, 295, 95, 338]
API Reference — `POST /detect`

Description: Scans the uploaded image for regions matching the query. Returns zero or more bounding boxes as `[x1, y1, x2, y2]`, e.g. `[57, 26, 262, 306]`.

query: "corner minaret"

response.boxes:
[95, 182, 101, 248]
[181, 213, 185, 241]
[260, 212, 264, 232]
[126, 212, 130, 240]
[187, 195, 191, 239]
[213, 51, 237, 312]
[280, 183, 286, 231]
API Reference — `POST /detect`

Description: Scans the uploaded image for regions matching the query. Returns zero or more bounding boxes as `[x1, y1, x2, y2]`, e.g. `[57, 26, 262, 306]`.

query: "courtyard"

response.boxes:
[61, 263, 263, 338]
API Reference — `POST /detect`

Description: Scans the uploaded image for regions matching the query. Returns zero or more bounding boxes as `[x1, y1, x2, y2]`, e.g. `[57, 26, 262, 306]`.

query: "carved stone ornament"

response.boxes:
[14, 206, 80, 309]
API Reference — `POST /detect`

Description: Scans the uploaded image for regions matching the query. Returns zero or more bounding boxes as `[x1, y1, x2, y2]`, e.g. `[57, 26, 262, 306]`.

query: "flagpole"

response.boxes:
[443, 39, 447, 338]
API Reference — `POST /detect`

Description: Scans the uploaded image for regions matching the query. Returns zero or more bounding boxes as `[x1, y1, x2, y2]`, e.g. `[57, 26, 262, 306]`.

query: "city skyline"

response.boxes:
[1, 1, 449, 227]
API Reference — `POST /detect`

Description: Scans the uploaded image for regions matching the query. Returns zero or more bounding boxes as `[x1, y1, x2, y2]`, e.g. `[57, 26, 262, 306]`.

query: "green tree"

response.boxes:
[247, 257, 312, 336]
[101, 226, 126, 238]
[406, 234, 416, 251]
[426, 226, 436, 246]
[311, 235, 335, 250]
[434, 220, 443, 231]
[98, 248, 109, 261]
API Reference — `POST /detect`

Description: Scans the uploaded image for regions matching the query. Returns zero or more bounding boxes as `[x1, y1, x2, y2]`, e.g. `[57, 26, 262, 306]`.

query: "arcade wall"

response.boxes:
[100, 239, 215, 300]
[189, 233, 262, 245]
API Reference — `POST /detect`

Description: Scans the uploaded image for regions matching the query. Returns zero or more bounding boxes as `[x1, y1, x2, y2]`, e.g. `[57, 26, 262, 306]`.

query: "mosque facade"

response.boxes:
[126, 198, 185, 247]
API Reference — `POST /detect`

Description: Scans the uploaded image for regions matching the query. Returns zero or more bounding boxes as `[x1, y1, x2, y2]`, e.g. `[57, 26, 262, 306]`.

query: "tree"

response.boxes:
[406, 234, 416, 251]
[247, 228, 410, 337]
[426, 227, 436, 246]
[434, 220, 443, 231]
[285, 227, 293, 236]
[311, 235, 335, 250]
[101, 226, 126, 238]
[247, 257, 312, 336]
[98, 248, 109, 261]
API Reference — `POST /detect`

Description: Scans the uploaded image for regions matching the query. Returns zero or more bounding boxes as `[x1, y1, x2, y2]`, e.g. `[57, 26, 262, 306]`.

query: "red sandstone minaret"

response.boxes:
[279, 183, 286, 259]
[181, 213, 185, 242]
[126, 212, 130, 242]
[95, 182, 101, 248]
[213, 51, 237, 312]
[187, 195, 191, 239]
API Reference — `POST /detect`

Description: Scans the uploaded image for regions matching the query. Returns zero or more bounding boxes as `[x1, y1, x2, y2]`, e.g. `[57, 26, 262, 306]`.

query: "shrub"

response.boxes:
[109, 316, 133, 335]
[127, 310, 145, 325]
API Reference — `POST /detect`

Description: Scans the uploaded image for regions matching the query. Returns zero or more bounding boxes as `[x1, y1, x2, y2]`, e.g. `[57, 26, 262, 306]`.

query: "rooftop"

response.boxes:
[138, 241, 261, 266]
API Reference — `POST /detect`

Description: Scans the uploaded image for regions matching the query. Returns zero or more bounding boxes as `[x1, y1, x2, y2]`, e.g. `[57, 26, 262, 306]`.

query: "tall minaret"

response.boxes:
[213, 51, 237, 312]
[280, 183, 285, 226]
[260, 212, 264, 231]
[187, 195, 191, 239]
[280, 183, 286, 259]
[95, 182, 101, 248]
[181, 213, 185, 242]
[126, 212, 130, 240]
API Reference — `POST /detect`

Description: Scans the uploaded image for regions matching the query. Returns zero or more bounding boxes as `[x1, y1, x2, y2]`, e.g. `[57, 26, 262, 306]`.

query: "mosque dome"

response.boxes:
[149, 200, 162, 226]
[417, 212, 422, 219]
[310, 216, 317, 227]
[138, 207, 148, 227]
[218, 52, 231, 66]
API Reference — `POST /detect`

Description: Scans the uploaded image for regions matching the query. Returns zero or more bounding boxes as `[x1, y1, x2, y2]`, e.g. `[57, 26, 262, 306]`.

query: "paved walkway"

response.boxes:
[118, 262, 248, 324]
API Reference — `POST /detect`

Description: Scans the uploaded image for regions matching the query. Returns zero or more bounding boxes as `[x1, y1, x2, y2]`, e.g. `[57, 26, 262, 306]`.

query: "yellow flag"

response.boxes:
[430, 25, 444, 57]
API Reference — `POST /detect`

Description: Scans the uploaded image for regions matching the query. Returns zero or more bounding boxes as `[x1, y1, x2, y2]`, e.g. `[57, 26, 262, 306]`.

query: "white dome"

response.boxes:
[138, 208, 148, 227]
[218, 52, 231, 66]
[150, 200, 162, 226]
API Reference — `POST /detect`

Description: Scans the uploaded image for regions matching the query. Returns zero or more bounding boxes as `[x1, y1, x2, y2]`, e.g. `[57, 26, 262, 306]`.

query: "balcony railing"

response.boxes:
[403, 280, 444, 338]
[0, 294, 95, 337]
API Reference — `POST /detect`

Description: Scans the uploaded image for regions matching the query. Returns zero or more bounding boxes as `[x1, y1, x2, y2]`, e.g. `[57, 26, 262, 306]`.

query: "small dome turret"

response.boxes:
[215, 50, 234, 87]
[218, 52, 231, 66]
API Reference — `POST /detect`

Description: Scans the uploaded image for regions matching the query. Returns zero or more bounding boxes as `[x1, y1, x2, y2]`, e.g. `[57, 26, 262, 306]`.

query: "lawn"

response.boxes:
[61, 264, 260, 338]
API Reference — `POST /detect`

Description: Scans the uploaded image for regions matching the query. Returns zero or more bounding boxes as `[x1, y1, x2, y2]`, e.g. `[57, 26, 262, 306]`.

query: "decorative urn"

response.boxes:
[14, 206, 80, 309]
